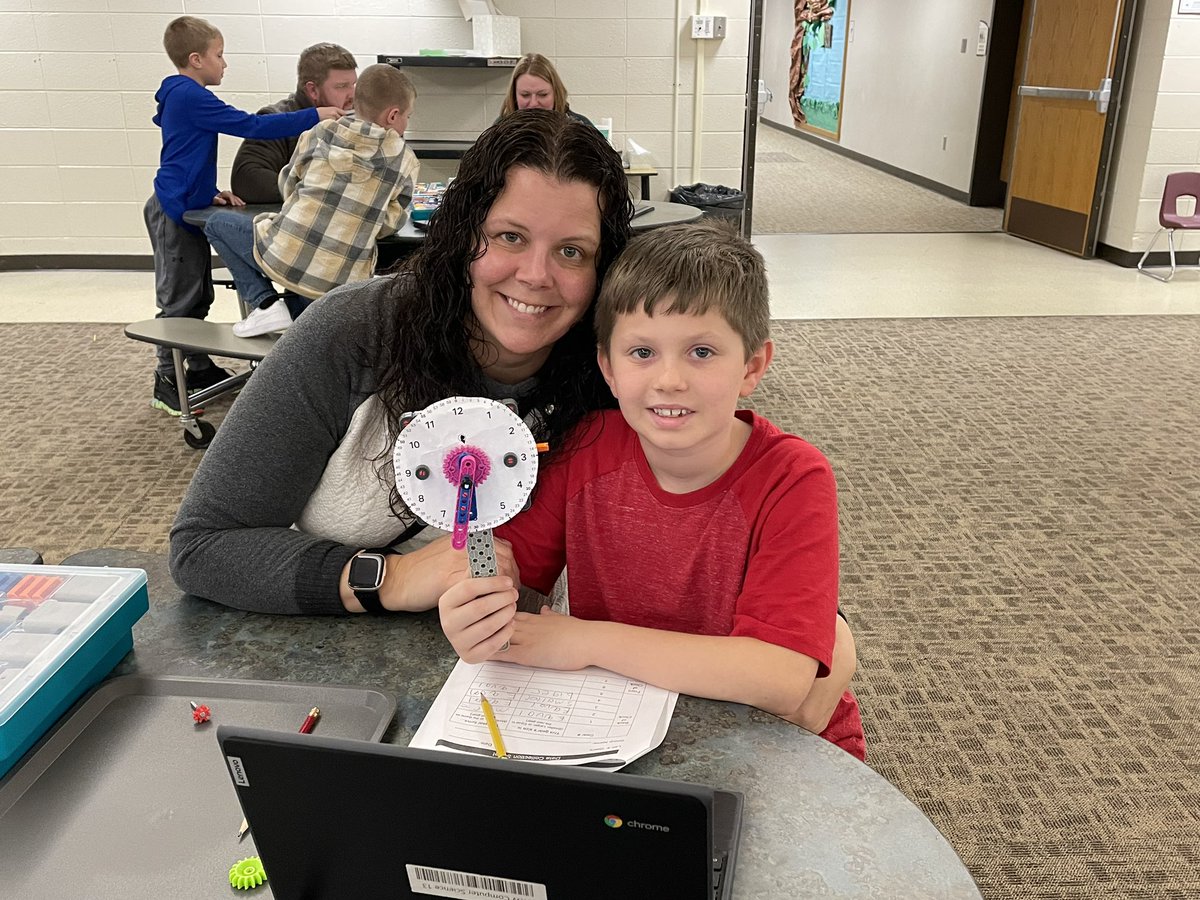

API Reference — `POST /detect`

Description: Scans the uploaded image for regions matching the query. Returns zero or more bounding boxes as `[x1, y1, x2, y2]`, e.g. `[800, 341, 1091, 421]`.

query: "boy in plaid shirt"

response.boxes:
[205, 64, 420, 337]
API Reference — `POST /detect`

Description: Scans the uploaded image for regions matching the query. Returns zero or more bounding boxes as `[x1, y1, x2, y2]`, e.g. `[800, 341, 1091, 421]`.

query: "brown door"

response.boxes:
[1004, 0, 1136, 257]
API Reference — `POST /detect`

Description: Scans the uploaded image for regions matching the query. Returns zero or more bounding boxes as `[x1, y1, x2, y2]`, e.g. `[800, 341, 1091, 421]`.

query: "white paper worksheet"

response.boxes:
[410, 660, 678, 768]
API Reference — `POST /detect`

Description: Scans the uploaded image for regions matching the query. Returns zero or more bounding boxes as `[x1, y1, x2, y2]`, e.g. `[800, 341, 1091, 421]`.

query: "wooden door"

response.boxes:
[1004, 0, 1136, 257]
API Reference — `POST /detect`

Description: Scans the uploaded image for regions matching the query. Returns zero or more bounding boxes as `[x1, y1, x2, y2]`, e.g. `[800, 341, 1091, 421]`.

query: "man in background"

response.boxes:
[231, 43, 358, 203]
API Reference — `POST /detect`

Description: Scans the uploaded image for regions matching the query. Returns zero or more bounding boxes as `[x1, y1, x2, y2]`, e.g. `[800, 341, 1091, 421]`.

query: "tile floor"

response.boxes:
[0, 232, 1197, 324]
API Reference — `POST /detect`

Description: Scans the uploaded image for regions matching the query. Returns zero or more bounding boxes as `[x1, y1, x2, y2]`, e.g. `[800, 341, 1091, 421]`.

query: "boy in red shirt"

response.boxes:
[439, 220, 865, 760]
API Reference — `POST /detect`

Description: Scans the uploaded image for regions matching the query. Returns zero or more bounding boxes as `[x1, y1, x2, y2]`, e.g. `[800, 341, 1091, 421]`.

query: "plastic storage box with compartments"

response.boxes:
[0, 565, 149, 778]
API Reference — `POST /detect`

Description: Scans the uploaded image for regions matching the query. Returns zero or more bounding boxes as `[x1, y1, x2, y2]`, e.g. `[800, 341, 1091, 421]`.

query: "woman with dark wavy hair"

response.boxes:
[170, 110, 633, 615]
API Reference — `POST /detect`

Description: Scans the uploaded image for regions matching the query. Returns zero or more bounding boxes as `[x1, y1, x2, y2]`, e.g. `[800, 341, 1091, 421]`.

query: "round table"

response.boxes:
[0, 548, 43, 565]
[50, 548, 980, 899]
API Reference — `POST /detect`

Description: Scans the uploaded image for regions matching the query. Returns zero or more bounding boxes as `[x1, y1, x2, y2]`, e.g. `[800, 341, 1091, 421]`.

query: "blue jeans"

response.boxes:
[204, 211, 279, 311]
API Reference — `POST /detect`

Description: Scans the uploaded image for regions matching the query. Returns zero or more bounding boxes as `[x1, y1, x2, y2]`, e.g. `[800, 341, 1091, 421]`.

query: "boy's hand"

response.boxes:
[213, 190, 245, 207]
[439, 574, 517, 663]
[316, 106, 347, 121]
[503, 607, 591, 670]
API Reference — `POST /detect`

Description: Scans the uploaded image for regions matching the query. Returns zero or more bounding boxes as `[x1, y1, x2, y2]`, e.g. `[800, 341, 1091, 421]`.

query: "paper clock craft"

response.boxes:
[393, 396, 538, 578]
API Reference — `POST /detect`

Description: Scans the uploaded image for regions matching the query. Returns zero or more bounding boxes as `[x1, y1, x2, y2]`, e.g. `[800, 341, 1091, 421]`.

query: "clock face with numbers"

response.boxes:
[393, 396, 539, 532]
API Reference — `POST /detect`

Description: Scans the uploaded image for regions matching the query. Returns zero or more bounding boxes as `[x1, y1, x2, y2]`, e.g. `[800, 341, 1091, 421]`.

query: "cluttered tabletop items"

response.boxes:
[0, 551, 981, 899]
[409, 179, 451, 226]
[180, 188, 697, 243]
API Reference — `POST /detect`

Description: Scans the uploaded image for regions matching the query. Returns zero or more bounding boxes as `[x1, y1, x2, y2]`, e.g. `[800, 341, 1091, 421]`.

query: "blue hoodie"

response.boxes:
[152, 75, 319, 225]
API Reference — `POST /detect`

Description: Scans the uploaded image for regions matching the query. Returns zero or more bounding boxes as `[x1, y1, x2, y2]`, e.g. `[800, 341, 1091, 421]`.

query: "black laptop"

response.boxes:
[218, 725, 743, 900]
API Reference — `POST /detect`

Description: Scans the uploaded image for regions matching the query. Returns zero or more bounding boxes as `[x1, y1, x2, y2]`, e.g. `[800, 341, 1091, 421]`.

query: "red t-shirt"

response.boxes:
[496, 409, 866, 760]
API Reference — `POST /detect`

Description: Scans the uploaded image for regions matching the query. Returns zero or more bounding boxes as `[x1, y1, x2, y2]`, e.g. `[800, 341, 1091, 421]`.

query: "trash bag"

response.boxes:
[669, 183, 745, 221]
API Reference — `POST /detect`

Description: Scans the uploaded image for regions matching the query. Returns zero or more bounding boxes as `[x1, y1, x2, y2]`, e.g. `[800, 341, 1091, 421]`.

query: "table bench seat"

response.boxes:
[124, 319, 279, 449]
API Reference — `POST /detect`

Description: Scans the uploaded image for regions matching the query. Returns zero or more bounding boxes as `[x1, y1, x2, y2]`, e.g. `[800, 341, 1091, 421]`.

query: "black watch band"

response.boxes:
[354, 586, 387, 615]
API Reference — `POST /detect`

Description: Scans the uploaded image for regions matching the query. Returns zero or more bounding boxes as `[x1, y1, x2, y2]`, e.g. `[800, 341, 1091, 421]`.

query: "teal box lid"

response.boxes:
[0, 565, 149, 778]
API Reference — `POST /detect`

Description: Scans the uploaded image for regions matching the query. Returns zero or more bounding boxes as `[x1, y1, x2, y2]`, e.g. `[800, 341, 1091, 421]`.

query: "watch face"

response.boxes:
[348, 554, 385, 591]
[393, 396, 538, 532]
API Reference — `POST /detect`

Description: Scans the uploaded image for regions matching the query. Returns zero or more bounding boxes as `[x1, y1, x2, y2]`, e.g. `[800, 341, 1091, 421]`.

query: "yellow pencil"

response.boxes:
[479, 694, 507, 759]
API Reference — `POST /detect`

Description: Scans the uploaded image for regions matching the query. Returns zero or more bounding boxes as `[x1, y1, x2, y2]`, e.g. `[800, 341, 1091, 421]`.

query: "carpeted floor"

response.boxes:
[752, 123, 1005, 234]
[3, 320, 1199, 898]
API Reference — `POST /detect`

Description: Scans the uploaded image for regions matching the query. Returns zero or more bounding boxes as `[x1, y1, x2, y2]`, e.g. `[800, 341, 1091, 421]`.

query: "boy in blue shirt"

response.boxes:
[143, 16, 342, 415]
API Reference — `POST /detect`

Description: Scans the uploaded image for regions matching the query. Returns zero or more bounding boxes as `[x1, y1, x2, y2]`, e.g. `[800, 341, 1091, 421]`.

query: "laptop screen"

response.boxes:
[218, 725, 740, 900]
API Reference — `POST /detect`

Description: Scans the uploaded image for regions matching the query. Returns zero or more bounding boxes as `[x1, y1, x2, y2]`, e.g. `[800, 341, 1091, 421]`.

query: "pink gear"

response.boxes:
[191, 703, 212, 724]
[443, 445, 491, 484]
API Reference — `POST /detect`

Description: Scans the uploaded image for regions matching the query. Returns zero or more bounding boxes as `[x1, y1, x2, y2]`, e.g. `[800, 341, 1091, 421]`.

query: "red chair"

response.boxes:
[1138, 172, 1200, 282]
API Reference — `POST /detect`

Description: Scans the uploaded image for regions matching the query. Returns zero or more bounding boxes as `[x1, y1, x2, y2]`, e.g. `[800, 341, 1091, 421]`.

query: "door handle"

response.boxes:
[1019, 78, 1112, 113]
[755, 79, 773, 116]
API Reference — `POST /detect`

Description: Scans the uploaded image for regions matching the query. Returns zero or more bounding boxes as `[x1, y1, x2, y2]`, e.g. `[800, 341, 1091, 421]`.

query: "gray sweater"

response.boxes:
[169, 277, 532, 615]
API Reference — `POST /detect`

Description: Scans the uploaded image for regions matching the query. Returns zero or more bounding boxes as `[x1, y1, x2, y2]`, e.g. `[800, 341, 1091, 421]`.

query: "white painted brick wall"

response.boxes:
[0, 0, 748, 257]
[1102, 3, 1200, 253]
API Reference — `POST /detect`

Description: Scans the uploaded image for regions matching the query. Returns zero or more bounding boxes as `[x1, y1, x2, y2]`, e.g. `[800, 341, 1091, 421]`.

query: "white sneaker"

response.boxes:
[232, 303, 293, 338]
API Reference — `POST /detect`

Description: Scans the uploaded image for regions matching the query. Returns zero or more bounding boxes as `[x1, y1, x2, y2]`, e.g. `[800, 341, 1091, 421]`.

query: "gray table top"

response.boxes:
[0, 549, 42, 565]
[55, 548, 979, 898]
[182, 201, 702, 245]
[123, 318, 278, 360]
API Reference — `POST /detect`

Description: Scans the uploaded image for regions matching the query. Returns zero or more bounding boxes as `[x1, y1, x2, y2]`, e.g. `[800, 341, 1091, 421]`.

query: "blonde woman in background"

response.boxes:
[499, 53, 594, 127]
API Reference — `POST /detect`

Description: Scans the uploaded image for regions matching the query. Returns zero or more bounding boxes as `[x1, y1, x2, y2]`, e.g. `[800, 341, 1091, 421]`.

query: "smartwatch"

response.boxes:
[348, 551, 388, 614]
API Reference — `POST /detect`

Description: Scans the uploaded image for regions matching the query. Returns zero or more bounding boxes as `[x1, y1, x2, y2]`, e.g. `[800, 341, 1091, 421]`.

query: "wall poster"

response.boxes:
[789, 0, 851, 141]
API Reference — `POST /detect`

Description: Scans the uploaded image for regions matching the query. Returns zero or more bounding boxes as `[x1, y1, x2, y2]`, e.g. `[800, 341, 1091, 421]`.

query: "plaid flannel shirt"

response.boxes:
[253, 115, 419, 299]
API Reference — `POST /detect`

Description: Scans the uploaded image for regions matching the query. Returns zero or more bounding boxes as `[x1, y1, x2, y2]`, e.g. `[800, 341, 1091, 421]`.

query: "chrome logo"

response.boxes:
[603, 815, 623, 829]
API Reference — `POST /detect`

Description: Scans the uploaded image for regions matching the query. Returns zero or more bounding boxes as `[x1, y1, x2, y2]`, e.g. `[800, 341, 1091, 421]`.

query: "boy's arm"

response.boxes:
[443, 595, 854, 732]
[379, 146, 419, 237]
[188, 88, 326, 141]
[791, 613, 856, 733]
[504, 610, 821, 721]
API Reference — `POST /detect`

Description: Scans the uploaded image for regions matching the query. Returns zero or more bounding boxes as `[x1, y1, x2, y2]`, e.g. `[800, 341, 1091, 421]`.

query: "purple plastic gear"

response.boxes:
[443, 445, 491, 485]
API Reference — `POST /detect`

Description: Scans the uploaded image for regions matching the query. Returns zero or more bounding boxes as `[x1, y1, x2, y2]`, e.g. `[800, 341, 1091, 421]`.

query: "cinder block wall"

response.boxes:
[1101, 0, 1200, 254]
[0, 0, 749, 260]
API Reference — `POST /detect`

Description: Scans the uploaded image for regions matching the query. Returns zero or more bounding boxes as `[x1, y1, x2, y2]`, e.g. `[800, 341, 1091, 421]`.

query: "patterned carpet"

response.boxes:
[752, 123, 1005, 234]
[3, 319, 1199, 898]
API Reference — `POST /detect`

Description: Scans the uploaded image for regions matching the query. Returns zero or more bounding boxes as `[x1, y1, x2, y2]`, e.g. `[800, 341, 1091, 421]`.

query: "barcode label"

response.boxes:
[405, 863, 547, 900]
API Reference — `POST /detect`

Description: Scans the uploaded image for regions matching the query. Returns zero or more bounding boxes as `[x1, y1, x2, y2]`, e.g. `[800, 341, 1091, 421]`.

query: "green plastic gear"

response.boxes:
[229, 856, 267, 890]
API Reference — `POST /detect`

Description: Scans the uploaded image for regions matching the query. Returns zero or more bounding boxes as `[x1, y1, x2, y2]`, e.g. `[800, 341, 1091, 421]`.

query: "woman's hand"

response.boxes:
[340, 534, 518, 614]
